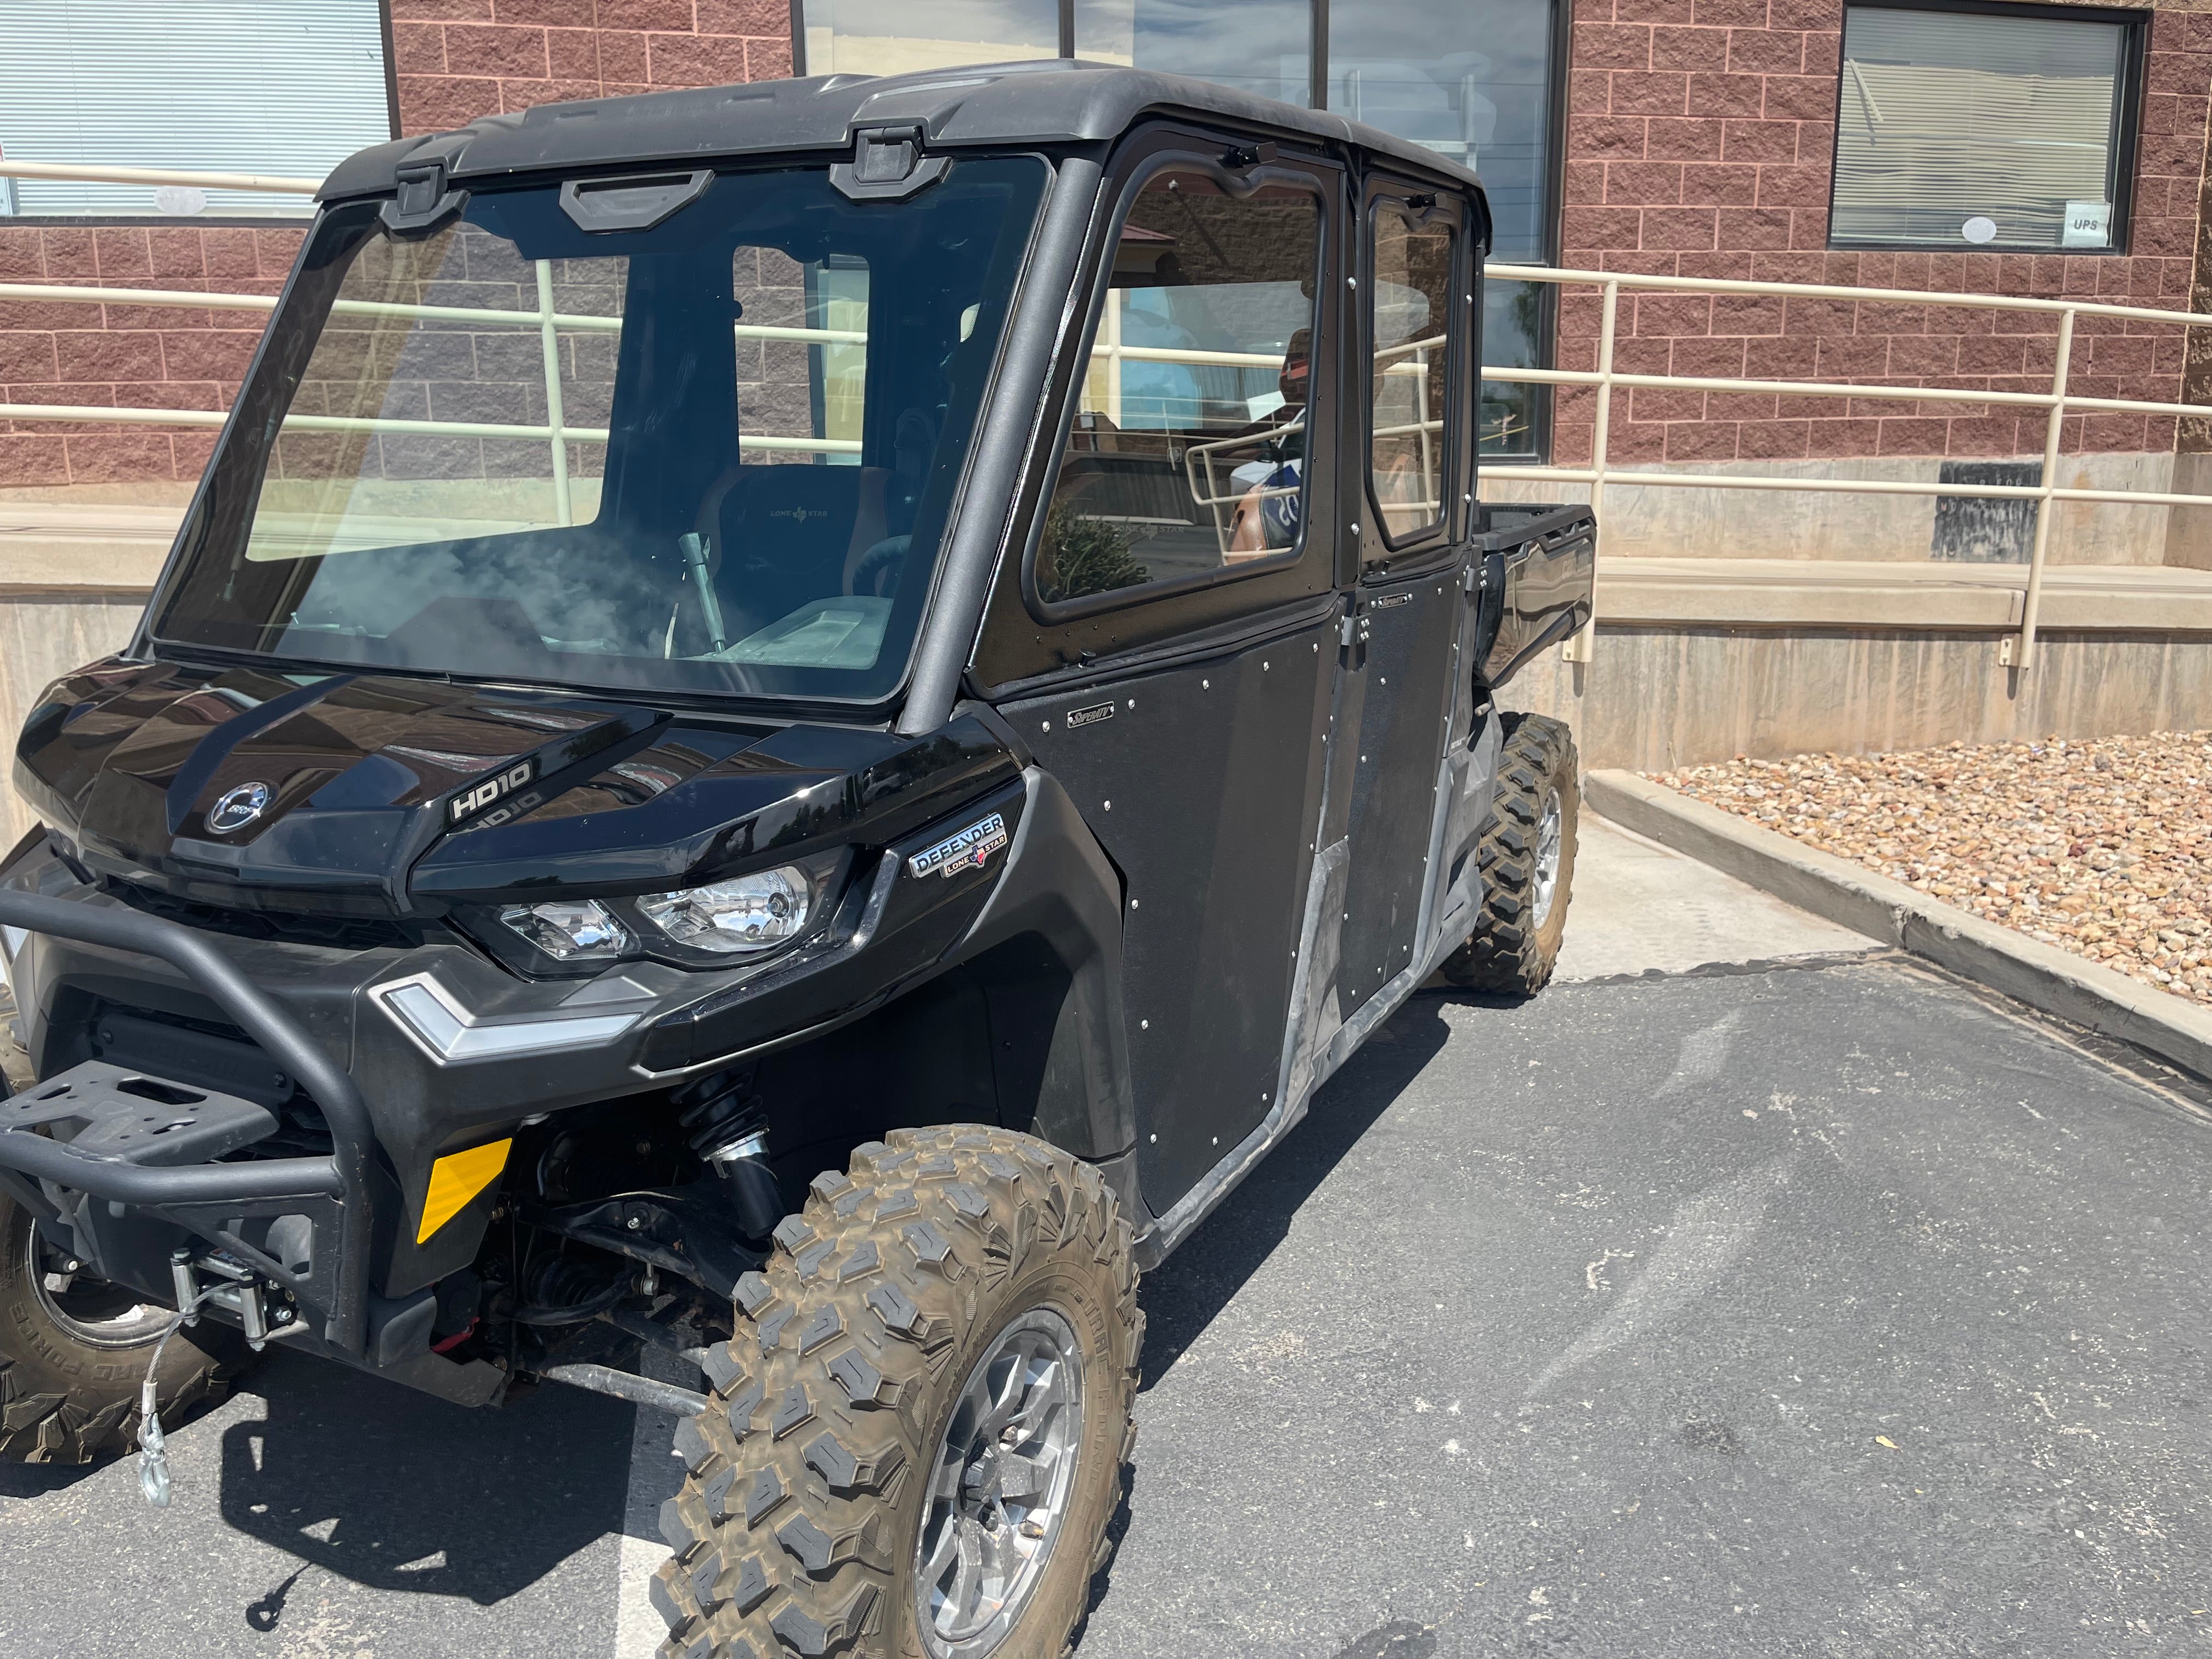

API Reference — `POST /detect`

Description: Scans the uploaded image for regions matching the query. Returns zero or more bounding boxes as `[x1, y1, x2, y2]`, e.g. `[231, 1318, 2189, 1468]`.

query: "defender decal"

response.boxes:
[1065, 701, 1115, 729]
[448, 759, 538, 828]
[909, 812, 1009, 880]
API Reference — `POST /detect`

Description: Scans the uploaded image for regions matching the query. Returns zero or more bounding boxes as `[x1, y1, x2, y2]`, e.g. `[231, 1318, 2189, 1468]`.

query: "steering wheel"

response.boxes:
[851, 535, 913, 598]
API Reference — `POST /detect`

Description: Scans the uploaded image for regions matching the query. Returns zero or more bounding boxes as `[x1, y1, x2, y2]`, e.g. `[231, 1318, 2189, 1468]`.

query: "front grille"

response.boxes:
[101, 881, 427, 952]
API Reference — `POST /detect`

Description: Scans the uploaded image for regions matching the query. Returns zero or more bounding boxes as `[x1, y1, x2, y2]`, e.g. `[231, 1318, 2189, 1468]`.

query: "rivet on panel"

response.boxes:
[1041, 720, 1051, 731]
[1103, 800, 1112, 811]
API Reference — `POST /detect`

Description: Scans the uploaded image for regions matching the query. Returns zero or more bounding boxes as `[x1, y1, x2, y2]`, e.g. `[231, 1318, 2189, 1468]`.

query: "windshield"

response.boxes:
[153, 158, 1047, 702]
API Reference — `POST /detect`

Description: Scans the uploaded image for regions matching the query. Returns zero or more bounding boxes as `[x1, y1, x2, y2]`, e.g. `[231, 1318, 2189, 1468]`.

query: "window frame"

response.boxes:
[1014, 137, 1340, 628]
[1361, 177, 1468, 561]
[1824, 0, 2147, 257]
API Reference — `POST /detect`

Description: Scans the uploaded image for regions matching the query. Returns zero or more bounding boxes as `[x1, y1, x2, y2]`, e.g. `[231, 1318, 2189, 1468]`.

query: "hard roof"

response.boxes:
[320, 59, 1485, 204]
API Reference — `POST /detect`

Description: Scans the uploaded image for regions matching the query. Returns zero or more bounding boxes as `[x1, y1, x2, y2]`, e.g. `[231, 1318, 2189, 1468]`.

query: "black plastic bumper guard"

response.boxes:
[0, 890, 375, 1357]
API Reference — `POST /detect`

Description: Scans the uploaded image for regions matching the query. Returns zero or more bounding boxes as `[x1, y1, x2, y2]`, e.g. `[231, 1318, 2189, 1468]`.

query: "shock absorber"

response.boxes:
[674, 1068, 783, 1239]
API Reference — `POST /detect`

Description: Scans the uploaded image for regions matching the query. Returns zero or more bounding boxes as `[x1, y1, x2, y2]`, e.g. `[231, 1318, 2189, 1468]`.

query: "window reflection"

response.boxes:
[803, 0, 1058, 76]
[1075, 0, 1311, 108]
[1328, 0, 1556, 458]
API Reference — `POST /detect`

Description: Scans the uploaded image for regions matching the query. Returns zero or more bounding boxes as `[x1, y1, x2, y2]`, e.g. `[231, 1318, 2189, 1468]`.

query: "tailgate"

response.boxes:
[1471, 502, 1595, 686]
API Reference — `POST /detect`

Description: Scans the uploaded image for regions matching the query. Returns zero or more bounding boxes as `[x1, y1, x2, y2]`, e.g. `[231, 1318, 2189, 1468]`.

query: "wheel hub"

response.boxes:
[27, 1231, 168, 1348]
[1531, 789, 1564, 930]
[913, 1306, 1085, 1656]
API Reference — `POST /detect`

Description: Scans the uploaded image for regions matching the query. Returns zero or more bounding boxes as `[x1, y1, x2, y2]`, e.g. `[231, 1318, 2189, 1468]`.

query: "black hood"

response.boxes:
[14, 661, 1018, 917]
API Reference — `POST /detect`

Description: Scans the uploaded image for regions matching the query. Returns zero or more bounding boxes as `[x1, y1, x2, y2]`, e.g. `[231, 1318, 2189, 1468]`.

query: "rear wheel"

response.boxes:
[0, 1192, 235, 1463]
[652, 1125, 1140, 1659]
[1441, 712, 1579, 995]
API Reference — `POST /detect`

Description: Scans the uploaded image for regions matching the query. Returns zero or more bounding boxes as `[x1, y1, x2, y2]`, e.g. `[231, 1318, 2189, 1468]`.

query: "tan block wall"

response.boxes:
[1508, 625, 2212, 770]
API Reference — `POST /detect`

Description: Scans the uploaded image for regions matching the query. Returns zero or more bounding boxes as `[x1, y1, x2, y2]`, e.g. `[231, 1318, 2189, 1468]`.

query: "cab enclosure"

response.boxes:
[0, 60, 1590, 1433]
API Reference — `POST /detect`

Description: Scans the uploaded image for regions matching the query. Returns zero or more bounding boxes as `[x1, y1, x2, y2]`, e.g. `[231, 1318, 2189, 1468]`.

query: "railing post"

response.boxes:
[1560, 277, 1618, 663]
[2007, 305, 2074, 670]
[1104, 289, 1123, 427]
[535, 261, 573, 527]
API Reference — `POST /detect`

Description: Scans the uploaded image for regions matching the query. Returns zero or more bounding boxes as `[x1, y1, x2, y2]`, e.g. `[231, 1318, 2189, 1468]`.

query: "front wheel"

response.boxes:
[0, 1192, 236, 1463]
[1440, 712, 1579, 996]
[652, 1126, 1141, 1659]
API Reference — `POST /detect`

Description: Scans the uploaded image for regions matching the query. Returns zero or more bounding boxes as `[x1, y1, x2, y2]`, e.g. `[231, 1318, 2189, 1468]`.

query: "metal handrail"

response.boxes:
[3, 155, 2209, 663]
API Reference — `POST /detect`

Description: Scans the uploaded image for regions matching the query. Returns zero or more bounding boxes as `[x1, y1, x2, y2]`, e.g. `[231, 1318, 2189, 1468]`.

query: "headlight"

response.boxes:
[498, 899, 632, 962]
[638, 866, 810, 954]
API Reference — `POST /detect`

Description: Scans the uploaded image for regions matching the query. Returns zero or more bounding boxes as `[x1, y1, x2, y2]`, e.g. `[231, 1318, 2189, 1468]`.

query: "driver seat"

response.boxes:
[694, 463, 866, 642]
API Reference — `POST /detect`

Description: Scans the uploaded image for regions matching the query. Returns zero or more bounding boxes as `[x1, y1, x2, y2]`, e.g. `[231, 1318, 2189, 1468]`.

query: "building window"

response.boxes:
[1830, 2, 2142, 253]
[1327, 0, 1559, 459]
[0, 0, 394, 219]
[1075, 0, 1311, 108]
[802, 0, 1059, 78]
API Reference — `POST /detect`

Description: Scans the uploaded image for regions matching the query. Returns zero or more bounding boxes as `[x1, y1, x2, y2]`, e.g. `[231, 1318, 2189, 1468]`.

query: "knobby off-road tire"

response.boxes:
[1441, 712, 1579, 995]
[0, 1192, 235, 1463]
[653, 1125, 1141, 1659]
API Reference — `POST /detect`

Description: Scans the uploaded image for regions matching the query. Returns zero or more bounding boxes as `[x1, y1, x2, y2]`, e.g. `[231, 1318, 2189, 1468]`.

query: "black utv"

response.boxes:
[0, 60, 1592, 1659]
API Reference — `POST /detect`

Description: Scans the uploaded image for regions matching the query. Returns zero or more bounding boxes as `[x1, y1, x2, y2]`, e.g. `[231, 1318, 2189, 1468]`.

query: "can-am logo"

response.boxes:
[448, 759, 538, 827]
[206, 781, 271, 835]
[909, 812, 1009, 880]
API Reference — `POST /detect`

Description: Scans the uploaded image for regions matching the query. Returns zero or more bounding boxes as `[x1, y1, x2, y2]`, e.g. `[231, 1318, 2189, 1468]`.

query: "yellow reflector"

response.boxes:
[417, 1138, 512, 1244]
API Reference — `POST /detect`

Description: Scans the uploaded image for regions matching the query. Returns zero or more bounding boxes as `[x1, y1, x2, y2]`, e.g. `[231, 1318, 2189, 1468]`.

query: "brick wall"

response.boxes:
[0, 2, 792, 488]
[1553, 0, 2212, 467]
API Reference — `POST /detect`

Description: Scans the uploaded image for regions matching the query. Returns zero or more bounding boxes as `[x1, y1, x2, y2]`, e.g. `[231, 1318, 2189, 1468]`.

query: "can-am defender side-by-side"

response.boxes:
[0, 62, 1592, 1658]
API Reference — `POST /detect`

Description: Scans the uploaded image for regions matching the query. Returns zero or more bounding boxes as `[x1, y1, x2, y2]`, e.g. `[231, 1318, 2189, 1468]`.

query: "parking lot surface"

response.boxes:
[3, 831, 2207, 1656]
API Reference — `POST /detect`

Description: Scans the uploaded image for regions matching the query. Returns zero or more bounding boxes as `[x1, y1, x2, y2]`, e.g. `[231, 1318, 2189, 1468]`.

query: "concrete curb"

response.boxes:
[1585, 768, 2212, 1083]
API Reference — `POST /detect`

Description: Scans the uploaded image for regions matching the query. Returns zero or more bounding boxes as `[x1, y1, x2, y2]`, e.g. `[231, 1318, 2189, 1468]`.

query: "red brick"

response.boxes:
[1855, 301, 1928, 335]
[1577, 21, 1654, 69]
[145, 230, 211, 281]
[600, 0, 698, 27]
[1562, 205, 1645, 247]
[0, 436, 72, 484]
[1686, 71, 1764, 117]
[1787, 209, 1829, 251]
[1564, 160, 1607, 204]
[547, 28, 602, 79]
[1680, 162, 1758, 205]
[1631, 386, 1707, 422]
[745, 36, 793, 79]
[1652, 25, 1729, 71]
[1762, 74, 1838, 121]
[54, 331, 164, 383]
[0, 231, 44, 281]
[1606, 161, 1685, 203]
[1726, 28, 1803, 75]
[493, 0, 599, 20]
[398, 73, 505, 131]
[63, 430, 178, 482]
[1715, 206, 1793, 249]
[1719, 120, 1795, 163]
[647, 32, 751, 86]
[1803, 416, 1879, 455]
[1815, 334, 1890, 379]
[392, 0, 496, 18]
[1794, 122, 1835, 166]
[1609, 420, 1668, 461]
[160, 331, 263, 381]
[0, 332, 59, 383]
[595, 30, 650, 80]
[1710, 292, 1784, 334]
[392, 21, 448, 73]
[1569, 69, 1613, 115]
[1614, 0, 1696, 20]
[1666, 418, 1740, 459]
[1615, 336, 1675, 375]
[1645, 117, 1724, 162]
[500, 77, 612, 108]
[1706, 390, 1776, 421]
[1643, 206, 1719, 250]
[445, 23, 551, 77]
[1673, 334, 1748, 375]
[1955, 334, 2027, 376]
[699, 0, 791, 30]
[1612, 71, 1690, 115]
[1691, 0, 1767, 24]
[1635, 292, 1713, 335]
[1569, 118, 1650, 160]
[1876, 417, 1949, 454]
[91, 230, 153, 280]
[1739, 418, 1810, 457]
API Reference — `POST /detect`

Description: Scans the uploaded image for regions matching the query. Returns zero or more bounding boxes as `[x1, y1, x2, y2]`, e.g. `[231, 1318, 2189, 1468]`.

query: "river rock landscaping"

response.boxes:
[1649, 731, 2212, 1008]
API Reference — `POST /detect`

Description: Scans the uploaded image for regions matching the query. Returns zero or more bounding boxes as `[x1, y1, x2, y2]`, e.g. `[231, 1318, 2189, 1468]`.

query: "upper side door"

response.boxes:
[1325, 181, 1475, 1024]
[972, 131, 1347, 1220]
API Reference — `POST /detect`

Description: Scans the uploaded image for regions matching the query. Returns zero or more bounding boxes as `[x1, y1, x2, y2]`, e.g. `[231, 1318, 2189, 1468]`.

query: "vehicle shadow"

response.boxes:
[1135, 991, 1454, 1391]
[215, 1348, 633, 1607]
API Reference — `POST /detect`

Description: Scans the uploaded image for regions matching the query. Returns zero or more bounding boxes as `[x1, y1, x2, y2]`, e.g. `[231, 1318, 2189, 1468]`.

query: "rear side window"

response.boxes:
[1368, 198, 1458, 547]
[1031, 166, 1323, 607]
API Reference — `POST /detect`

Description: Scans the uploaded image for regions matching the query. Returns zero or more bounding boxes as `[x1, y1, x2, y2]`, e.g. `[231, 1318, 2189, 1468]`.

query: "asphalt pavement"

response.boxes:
[4, 823, 2209, 1656]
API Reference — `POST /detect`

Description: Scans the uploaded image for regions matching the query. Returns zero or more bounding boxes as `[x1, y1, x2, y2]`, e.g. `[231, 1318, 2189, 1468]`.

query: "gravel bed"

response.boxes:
[1648, 731, 2212, 1008]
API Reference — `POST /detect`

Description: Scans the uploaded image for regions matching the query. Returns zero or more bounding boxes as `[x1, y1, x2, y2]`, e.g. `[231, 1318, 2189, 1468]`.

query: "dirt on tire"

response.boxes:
[651, 1125, 1141, 1659]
